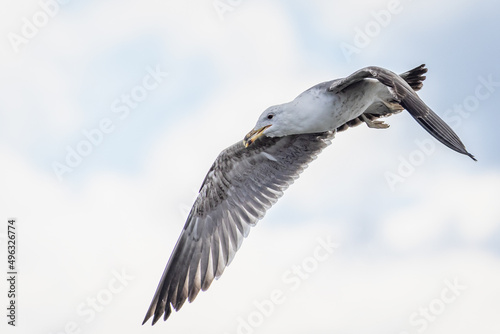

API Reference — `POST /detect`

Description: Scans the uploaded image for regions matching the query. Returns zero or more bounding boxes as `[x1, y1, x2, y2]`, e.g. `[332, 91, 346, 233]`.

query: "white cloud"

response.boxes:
[382, 170, 500, 250]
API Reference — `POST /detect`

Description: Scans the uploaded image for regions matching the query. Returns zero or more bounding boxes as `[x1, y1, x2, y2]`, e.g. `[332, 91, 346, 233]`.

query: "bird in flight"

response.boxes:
[142, 64, 475, 325]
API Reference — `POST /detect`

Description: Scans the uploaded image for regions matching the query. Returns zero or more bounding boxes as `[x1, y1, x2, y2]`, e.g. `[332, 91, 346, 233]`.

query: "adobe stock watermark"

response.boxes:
[385, 73, 499, 191]
[224, 236, 340, 334]
[47, 268, 134, 334]
[398, 277, 467, 334]
[213, 0, 244, 21]
[384, 138, 435, 191]
[51, 64, 168, 182]
[340, 0, 404, 62]
[7, 0, 71, 54]
[443, 74, 499, 128]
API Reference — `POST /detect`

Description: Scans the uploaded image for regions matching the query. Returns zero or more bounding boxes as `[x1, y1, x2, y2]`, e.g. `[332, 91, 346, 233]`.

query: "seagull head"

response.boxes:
[244, 89, 334, 148]
[244, 104, 293, 147]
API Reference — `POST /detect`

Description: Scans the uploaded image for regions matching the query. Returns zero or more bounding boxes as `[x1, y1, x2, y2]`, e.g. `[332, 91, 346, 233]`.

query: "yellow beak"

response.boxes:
[243, 125, 271, 147]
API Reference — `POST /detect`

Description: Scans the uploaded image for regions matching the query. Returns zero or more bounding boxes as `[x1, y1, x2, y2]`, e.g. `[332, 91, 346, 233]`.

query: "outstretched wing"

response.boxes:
[143, 131, 334, 325]
[329, 64, 476, 161]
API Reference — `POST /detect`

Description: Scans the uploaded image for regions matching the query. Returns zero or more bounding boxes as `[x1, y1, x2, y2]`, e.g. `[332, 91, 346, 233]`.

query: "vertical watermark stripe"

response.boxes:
[6, 218, 18, 326]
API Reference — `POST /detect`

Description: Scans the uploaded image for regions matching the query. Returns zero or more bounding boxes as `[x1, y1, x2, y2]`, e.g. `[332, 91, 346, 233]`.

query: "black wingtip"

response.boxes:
[467, 152, 477, 161]
[142, 302, 166, 326]
[142, 313, 152, 326]
[141, 313, 162, 326]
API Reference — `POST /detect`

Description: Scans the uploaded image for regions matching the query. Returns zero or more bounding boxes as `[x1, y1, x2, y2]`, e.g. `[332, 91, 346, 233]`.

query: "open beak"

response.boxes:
[243, 125, 271, 147]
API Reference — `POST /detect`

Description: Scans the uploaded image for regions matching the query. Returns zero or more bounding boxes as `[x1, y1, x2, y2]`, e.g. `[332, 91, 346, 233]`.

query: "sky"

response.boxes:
[1, 0, 500, 333]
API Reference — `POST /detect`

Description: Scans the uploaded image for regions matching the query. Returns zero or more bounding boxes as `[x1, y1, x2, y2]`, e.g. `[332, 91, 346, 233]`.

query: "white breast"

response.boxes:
[288, 79, 381, 133]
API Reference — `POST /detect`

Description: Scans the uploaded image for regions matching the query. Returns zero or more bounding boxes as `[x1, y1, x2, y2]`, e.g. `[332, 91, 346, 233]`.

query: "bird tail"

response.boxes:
[399, 64, 427, 92]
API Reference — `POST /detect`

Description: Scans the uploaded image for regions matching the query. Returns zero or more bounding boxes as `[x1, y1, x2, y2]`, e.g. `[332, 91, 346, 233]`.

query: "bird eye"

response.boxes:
[267, 114, 274, 120]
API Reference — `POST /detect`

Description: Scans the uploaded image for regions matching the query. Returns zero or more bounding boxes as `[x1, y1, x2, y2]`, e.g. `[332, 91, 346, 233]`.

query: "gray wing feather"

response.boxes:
[143, 131, 334, 325]
[330, 65, 476, 160]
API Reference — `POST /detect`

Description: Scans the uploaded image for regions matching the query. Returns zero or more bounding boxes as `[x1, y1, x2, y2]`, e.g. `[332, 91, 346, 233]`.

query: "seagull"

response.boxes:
[142, 64, 475, 326]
